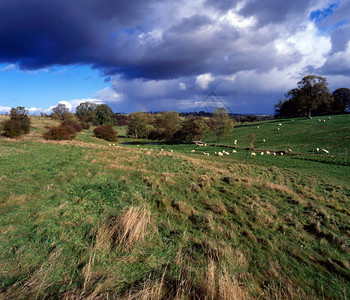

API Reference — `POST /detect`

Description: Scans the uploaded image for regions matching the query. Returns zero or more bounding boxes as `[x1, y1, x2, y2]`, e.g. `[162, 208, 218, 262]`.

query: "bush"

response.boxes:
[2, 119, 23, 138]
[43, 126, 71, 140]
[61, 120, 83, 133]
[93, 125, 118, 141]
[80, 122, 90, 130]
[1, 106, 31, 138]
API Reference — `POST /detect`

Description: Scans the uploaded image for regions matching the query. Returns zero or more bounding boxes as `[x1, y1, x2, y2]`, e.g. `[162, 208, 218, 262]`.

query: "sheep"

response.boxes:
[287, 149, 292, 153]
[280, 152, 284, 156]
[160, 149, 164, 152]
[222, 150, 229, 155]
[191, 150, 196, 153]
[260, 152, 264, 156]
[234, 139, 237, 145]
[218, 152, 224, 156]
[292, 119, 295, 122]
[277, 128, 280, 131]
[203, 152, 210, 156]
[266, 151, 271, 155]
[328, 116, 331, 120]
[137, 145, 140, 147]
[112, 144, 115, 146]
[319, 119, 321, 122]
[316, 148, 320, 152]
[232, 150, 237, 153]
[251, 152, 256, 156]
[273, 152, 277, 156]
[109, 143, 111, 146]
[170, 150, 174, 153]
[214, 151, 217, 155]
[323, 120, 326, 123]
[321, 149, 330, 154]
[263, 139, 266, 142]
[278, 123, 282, 126]
[257, 126, 260, 129]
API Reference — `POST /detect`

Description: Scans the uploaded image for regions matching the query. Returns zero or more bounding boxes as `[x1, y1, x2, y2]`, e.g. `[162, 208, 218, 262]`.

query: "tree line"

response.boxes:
[1, 103, 234, 143]
[275, 75, 350, 118]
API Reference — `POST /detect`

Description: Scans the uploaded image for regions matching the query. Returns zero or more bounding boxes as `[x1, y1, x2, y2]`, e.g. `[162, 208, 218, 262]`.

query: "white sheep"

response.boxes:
[191, 150, 196, 153]
[232, 150, 237, 153]
[263, 139, 266, 142]
[280, 152, 284, 156]
[160, 149, 163, 152]
[278, 128, 280, 131]
[328, 116, 331, 120]
[251, 152, 256, 156]
[323, 120, 326, 123]
[203, 152, 210, 156]
[170, 150, 173, 153]
[260, 152, 264, 156]
[218, 152, 224, 156]
[316, 148, 320, 152]
[287, 149, 292, 153]
[273, 152, 277, 156]
[234, 140, 237, 145]
[278, 123, 282, 126]
[266, 151, 271, 155]
[257, 126, 260, 129]
[137, 145, 140, 147]
[321, 149, 330, 154]
[109, 143, 111, 146]
[292, 119, 295, 122]
[319, 119, 321, 122]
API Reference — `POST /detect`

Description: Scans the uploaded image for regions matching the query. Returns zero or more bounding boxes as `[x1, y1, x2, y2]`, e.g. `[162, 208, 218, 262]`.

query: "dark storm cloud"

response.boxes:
[239, 0, 310, 26]
[0, 0, 155, 69]
[204, 0, 239, 12]
[169, 15, 213, 33]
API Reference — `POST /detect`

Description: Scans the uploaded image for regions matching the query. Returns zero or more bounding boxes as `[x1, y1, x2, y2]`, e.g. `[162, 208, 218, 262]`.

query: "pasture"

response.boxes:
[0, 115, 349, 299]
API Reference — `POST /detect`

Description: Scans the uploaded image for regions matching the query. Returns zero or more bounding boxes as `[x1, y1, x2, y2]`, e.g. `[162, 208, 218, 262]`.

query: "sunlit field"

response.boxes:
[1, 115, 349, 299]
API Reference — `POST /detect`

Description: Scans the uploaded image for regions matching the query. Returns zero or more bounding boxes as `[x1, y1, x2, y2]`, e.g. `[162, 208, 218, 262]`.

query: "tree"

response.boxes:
[75, 102, 97, 123]
[332, 88, 350, 114]
[51, 103, 70, 120]
[153, 111, 181, 140]
[296, 75, 333, 118]
[2, 106, 31, 138]
[94, 104, 114, 126]
[209, 107, 234, 142]
[177, 116, 209, 142]
[127, 112, 152, 139]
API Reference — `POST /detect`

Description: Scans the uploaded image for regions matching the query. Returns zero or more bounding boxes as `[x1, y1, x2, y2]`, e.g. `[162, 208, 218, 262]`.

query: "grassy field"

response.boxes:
[0, 115, 350, 299]
[204, 114, 350, 156]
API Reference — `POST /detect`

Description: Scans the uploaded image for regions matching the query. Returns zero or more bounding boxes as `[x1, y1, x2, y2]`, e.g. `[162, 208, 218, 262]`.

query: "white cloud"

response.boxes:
[179, 82, 187, 90]
[196, 73, 215, 90]
[0, 105, 11, 113]
[94, 87, 124, 103]
[0, 64, 16, 72]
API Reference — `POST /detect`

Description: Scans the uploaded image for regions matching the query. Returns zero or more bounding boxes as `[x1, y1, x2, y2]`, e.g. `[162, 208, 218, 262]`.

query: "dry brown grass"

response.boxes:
[113, 206, 152, 250]
[263, 182, 300, 199]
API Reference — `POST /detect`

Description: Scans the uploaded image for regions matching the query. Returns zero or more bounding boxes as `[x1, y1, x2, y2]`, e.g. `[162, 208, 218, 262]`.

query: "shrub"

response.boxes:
[2, 119, 23, 138]
[94, 125, 118, 141]
[43, 126, 71, 140]
[61, 120, 83, 133]
[1, 106, 31, 138]
[80, 122, 90, 130]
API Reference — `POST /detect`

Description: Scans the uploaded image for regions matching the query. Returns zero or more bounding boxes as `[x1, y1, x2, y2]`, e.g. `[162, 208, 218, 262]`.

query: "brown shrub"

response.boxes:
[94, 125, 118, 142]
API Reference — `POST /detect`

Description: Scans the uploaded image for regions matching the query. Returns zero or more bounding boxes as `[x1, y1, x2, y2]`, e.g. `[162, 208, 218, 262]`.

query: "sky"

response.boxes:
[0, 0, 349, 115]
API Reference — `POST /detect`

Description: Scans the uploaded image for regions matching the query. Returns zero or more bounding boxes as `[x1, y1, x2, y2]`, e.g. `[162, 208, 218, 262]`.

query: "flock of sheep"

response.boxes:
[107, 118, 331, 157]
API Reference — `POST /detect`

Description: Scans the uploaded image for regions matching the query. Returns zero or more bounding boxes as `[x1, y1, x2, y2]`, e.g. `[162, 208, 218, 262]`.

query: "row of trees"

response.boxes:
[275, 75, 350, 118]
[127, 107, 234, 142]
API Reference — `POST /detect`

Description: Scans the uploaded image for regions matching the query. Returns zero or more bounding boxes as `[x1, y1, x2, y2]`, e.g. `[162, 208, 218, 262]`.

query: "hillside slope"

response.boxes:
[0, 116, 350, 299]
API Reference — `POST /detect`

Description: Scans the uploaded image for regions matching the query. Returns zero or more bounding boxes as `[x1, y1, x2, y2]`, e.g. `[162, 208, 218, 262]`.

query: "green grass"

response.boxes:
[204, 114, 350, 155]
[0, 115, 350, 299]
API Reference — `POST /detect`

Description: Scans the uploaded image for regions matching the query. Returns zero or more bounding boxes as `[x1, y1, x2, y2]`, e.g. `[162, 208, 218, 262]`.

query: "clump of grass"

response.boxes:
[113, 206, 152, 250]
